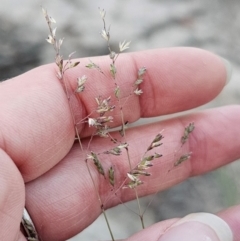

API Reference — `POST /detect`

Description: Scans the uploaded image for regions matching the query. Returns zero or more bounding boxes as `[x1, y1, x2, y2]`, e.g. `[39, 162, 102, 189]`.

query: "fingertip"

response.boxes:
[218, 205, 240, 241]
[220, 57, 232, 85]
[135, 47, 229, 116]
[158, 213, 233, 241]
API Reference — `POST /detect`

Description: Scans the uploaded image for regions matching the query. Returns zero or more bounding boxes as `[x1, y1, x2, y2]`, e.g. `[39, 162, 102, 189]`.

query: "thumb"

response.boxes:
[126, 213, 233, 241]
[158, 213, 233, 241]
[0, 149, 25, 241]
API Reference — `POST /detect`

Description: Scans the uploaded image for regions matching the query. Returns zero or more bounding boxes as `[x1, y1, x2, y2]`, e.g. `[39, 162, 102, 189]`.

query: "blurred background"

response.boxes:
[1, 0, 240, 240]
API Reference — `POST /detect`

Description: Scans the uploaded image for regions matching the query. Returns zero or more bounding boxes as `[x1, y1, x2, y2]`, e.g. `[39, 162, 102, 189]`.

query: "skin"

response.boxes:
[0, 47, 240, 241]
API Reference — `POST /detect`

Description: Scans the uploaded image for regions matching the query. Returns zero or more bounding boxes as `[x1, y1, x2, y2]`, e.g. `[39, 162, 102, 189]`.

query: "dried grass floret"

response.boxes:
[147, 133, 164, 151]
[181, 122, 195, 144]
[87, 152, 105, 177]
[174, 152, 192, 166]
[108, 166, 115, 186]
[76, 75, 87, 93]
[119, 40, 131, 52]
[124, 134, 163, 189]
[133, 67, 147, 96]
[96, 96, 115, 116]
[104, 143, 128, 156]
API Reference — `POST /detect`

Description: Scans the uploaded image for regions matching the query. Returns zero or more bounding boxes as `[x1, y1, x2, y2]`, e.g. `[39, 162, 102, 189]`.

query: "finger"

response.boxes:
[71, 47, 229, 135]
[0, 65, 75, 182]
[218, 205, 240, 241]
[25, 105, 240, 240]
[125, 219, 179, 241]
[0, 48, 229, 181]
[0, 149, 25, 241]
[104, 206, 240, 241]
[126, 211, 236, 241]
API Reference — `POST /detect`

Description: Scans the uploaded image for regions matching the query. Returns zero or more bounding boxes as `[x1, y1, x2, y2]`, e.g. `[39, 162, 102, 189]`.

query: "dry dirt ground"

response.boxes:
[1, 0, 240, 240]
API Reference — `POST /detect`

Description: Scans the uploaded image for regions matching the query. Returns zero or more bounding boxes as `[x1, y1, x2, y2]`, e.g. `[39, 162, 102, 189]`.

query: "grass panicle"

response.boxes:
[42, 7, 195, 241]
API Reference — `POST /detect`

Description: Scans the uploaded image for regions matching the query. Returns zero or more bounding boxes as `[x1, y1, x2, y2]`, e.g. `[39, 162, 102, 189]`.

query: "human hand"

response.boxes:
[0, 48, 239, 241]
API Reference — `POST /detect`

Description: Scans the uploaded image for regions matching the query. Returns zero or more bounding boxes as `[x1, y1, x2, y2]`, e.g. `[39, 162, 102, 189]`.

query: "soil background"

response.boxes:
[1, 1, 240, 240]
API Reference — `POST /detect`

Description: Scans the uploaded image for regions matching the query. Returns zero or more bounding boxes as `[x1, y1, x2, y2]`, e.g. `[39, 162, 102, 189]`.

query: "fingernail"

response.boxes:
[221, 58, 232, 85]
[159, 213, 233, 241]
